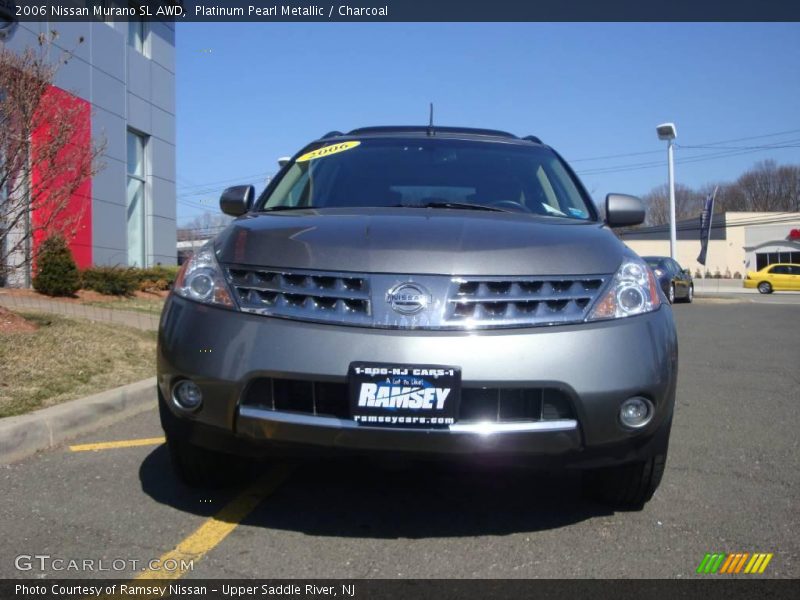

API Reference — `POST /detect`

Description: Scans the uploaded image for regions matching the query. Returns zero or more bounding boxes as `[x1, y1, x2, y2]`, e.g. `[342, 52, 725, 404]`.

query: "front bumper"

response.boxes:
[157, 295, 678, 465]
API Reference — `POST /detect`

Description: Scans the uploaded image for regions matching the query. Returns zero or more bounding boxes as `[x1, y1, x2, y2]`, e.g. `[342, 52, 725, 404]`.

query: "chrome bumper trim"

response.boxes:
[240, 407, 357, 429]
[448, 420, 578, 433]
[238, 407, 578, 434]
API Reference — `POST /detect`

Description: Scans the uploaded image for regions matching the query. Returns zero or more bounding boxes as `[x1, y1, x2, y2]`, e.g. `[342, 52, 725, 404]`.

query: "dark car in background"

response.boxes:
[158, 126, 679, 509]
[644, 256, 694, 304]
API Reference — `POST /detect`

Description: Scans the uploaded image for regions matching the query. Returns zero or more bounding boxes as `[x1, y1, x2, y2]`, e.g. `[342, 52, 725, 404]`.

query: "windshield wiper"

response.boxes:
[262, 202, 510, 213]
[403, 201, 509, 212]
[261, 205, 320, 212]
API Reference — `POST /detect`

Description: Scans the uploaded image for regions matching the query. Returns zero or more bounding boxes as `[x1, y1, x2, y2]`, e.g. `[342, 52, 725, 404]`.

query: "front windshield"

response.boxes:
[258, 138, 595, 220]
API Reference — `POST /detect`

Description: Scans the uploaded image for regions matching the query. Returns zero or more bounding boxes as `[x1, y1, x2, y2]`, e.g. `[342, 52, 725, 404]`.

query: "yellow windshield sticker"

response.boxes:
[296, 141, 361, 162]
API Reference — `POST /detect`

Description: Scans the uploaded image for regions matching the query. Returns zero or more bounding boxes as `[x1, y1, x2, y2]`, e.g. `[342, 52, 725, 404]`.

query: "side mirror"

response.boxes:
[220, 185, 255, 217]
[277, 157, 291, 168]
[605, 193, 645, 227]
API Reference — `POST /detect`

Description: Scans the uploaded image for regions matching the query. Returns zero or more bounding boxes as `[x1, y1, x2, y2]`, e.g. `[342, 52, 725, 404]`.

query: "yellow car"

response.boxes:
[743, 263, 800, 294]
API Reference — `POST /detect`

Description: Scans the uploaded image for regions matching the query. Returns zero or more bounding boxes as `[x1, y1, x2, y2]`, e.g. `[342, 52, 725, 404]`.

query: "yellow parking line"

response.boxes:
[136, 464, 294, 580]
[69, 437, 166, 452]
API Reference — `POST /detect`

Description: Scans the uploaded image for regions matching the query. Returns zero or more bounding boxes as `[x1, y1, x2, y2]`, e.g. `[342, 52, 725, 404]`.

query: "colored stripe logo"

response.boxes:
[696, 553, 773, 574]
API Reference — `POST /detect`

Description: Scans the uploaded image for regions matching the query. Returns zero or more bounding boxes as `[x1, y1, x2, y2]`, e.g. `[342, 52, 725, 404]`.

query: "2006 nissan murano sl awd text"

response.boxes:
[158, 126, 678, 509]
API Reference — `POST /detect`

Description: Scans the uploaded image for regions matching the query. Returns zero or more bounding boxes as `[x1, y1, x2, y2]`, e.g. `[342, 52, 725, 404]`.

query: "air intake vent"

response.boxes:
[242, 378, 575, 424]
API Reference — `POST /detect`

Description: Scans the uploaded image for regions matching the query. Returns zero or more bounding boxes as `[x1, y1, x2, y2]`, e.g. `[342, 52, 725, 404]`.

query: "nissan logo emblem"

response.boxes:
[386, 283, 432, 315]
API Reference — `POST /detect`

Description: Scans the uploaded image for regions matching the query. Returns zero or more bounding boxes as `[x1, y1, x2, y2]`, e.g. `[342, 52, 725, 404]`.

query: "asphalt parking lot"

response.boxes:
[2, 295, 798, 579]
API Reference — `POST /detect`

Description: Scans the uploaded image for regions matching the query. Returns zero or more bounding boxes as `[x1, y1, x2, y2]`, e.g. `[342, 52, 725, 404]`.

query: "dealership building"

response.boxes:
[619, 212, 800, 276]
[1, 10, 176, 285]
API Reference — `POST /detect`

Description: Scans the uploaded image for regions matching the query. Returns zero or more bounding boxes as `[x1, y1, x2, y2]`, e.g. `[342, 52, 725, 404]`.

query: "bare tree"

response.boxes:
[177, 212, 233, 241]
[702, 181, 746, 214]
[772, 163, 800, 212]
[0, 31, 105, 286]
[641, 183, 703, 226]
[735, 160, 783, 212]
[638, 160, 800, 228]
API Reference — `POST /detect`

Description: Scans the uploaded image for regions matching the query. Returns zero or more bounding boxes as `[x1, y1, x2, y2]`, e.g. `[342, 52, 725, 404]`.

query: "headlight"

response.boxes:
[587, 256, 661, 321]
[173, 245, 235, 308]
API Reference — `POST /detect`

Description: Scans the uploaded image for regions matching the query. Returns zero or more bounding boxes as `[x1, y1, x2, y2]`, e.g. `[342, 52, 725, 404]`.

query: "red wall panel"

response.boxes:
[30, 85, 93, 269]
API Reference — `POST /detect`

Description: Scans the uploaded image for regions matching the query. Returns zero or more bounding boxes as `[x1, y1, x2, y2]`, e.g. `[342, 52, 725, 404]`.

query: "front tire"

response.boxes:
[757, 282, 772, 294]
[582, 417, 671, 510]
[158, 386, 251, 488]
[166, 431, 251, 488]
[668, 284, 675, 304]
[582, 454, 667, 510]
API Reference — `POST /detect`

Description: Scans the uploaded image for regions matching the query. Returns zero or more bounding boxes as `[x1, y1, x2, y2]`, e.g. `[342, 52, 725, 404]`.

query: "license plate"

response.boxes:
[348, 362, 461, 428]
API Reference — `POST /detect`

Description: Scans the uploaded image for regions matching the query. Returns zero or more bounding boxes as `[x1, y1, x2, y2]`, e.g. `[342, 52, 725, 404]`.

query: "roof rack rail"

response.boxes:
[347, 126, 518, 139]
[321, 130, 344, 139]
[523, 135, 543, 144]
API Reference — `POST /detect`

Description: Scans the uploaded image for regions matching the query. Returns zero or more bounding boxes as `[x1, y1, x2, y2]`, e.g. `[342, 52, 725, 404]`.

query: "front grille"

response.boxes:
[227, 267, 371, 325]
[445, 276, 605, 327]
[223, 266, 609, 329]
[242, 378, 575, 424]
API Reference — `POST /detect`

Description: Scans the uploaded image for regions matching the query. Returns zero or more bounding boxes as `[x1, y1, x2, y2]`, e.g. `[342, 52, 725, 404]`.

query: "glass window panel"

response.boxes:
[126, 129, 147, 267]
[127, 131, 144, 177]
[128, 5, 144, 53]
[126, 178, 145, 266]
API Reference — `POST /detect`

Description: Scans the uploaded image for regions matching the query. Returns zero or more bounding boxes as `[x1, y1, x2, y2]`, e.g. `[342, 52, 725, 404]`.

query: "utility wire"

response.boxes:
[576, 143, 800, 176]
[177, 171, 272, 191]
[678, 142, 800, 151]
[569, 127, 800, 163]
[625, 213, 800, 234]
[569, 149, 664, 163]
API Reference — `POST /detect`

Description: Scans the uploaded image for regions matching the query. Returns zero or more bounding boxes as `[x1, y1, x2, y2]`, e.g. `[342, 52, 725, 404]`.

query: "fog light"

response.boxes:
[173, 380, 202, 411]
[619, 396, 653, 428]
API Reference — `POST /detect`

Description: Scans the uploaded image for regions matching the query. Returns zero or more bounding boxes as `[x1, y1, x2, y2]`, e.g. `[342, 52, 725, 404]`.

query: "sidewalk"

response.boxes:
[693, 278, 800, 295]
[0, 291, 160, 331]
[694, 279, 754, 295]
[0, 377, 156, 464]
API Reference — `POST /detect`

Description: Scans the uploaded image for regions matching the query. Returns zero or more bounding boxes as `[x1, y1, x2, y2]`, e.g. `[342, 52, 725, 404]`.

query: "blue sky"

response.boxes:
[175, 22, 800, 223]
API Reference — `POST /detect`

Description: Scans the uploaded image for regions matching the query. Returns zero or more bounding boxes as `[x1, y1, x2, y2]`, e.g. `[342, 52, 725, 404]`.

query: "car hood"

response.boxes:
[214, 207, 627, 276]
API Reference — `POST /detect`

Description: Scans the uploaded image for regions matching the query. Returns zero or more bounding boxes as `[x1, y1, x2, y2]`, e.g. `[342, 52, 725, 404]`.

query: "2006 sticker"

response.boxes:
[295, 141, 361, 163]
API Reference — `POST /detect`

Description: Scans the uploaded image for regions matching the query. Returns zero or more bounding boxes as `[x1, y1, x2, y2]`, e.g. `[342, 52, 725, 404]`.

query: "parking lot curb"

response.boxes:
[0, 377, 156, 465]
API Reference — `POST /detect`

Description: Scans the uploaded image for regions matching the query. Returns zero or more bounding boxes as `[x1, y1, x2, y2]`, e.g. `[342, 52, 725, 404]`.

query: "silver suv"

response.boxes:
[158, 127, 677, 508]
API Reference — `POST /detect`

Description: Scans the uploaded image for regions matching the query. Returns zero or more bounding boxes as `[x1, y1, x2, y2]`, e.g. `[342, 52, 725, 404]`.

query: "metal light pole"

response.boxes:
[657, 123, 678, 261]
